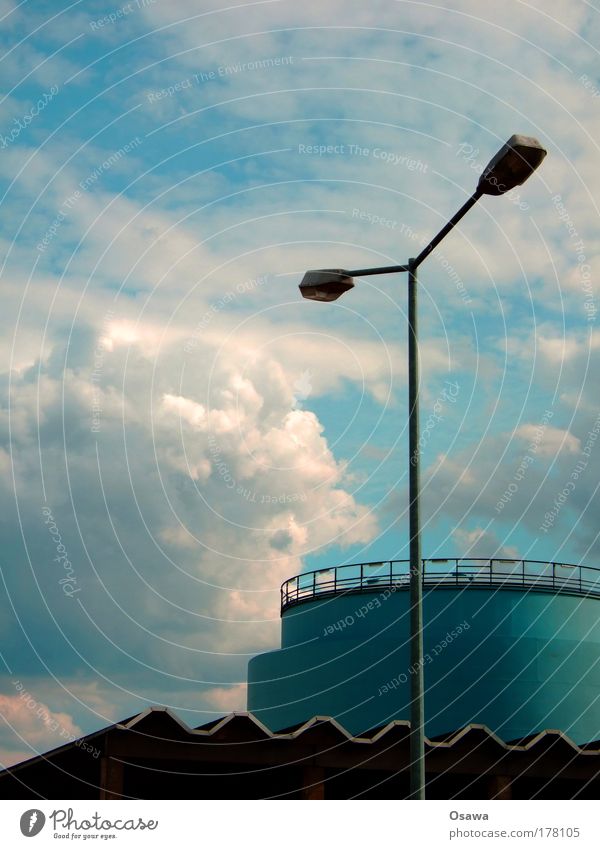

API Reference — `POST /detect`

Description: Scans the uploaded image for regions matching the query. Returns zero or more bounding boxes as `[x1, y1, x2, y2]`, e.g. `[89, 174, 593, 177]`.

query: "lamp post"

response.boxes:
[298, 135, 546, 800]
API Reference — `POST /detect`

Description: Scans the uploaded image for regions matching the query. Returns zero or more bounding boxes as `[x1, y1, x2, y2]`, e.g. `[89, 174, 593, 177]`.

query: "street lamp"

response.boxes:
[299, 134, 546, 800]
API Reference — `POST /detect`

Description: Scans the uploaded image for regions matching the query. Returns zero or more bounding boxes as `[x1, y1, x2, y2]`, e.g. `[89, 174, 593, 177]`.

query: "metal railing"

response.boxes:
[281, 558, 600, 613]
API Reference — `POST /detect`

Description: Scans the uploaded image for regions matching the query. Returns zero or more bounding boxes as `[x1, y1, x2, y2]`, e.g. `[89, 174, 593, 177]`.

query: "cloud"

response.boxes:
[0, 304, 380, 694]
[0, 688, 82, 765]
[516, 424, 580, 457]
[452, 526, 519, 560]
[203, 682, 247, 713]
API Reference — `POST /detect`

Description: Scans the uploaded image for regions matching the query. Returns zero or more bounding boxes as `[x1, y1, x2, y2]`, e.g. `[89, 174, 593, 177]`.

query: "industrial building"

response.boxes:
[2, 557, 599, 799]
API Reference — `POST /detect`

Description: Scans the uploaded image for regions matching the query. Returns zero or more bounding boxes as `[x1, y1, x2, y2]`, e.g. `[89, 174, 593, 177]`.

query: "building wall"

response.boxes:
[248, 587, 600, 741]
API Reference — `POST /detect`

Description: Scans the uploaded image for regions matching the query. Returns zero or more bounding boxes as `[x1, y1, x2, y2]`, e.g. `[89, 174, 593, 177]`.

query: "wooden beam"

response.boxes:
[488, 774, 512, 800]
[301, 766, 325, 800]
[100, 756, 124, 800]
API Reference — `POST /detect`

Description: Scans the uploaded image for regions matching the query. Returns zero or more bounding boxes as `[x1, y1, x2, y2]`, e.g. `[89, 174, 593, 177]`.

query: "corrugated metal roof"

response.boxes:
[2, 706, 599, 779]
[120, 709, 600, 754]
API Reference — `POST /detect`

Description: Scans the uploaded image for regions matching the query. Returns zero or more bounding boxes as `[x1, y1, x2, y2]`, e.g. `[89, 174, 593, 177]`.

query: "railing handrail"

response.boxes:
[280, 558, 600, 613]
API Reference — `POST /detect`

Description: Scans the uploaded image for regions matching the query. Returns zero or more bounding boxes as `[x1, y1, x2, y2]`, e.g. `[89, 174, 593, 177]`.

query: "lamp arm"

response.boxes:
[346, 189, 482, 280]
[412, 189, 482, 269]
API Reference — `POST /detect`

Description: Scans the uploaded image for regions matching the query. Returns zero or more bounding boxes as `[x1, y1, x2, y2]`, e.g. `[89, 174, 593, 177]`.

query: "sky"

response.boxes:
[0, 0, 599, 767]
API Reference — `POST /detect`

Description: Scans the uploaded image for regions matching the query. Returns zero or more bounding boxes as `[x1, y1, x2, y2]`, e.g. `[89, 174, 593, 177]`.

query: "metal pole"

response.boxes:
[303, 191, 486, 799]
[408, 257, 425, 799]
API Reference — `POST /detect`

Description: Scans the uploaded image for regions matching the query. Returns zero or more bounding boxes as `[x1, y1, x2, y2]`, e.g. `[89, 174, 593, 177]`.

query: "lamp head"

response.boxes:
[478, 134, 547, 196]
[299, 269, 355, 302]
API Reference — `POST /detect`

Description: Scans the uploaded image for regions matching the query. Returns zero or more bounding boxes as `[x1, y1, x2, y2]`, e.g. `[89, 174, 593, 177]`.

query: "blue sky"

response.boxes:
[0, 0, 599, 765]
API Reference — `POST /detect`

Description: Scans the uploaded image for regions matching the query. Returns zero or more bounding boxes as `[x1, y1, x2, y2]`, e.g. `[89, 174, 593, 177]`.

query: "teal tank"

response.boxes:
[247, 559, 600, 743]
